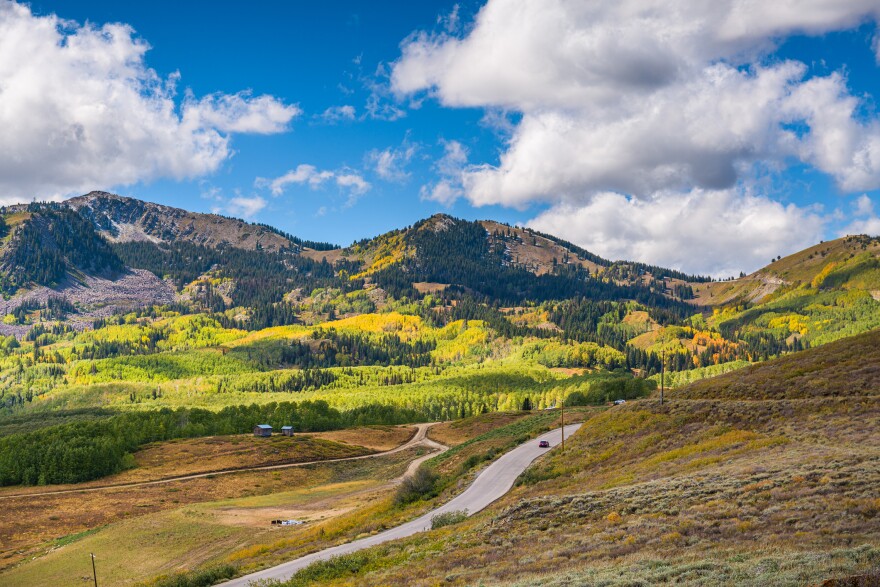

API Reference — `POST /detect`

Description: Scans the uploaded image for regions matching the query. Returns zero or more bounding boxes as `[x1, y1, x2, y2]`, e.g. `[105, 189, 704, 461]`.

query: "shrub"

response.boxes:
[431, 510, 468, 529]
[395, 465, 438, 505]
[148, 564, 237, 587]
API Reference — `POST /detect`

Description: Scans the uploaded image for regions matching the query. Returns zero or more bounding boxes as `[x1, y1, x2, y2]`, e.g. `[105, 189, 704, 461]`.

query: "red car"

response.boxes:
[538, 440, 550, 448]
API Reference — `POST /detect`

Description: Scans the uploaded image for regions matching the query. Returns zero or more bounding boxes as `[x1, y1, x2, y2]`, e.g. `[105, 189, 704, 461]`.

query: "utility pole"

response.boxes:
[91, 553, 98, 587]
[660, 349, 665, 406]
[561, 397, 565, 452]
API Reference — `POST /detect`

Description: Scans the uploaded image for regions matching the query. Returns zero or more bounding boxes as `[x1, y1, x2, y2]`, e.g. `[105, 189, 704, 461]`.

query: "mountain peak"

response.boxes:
[421, 213, 458, 232]
[65, 192, 293, 252]
[75, 190, 129, 201]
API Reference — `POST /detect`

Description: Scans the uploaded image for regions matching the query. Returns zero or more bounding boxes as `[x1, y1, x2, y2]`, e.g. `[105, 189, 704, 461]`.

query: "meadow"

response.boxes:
[0, 426, 416, 579]
[0, 408, 588, 587]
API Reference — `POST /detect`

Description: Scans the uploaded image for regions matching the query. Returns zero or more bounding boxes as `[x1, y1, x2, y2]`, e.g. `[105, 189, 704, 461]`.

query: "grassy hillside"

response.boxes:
[264, 331, 880, 586]
[692, 235, 880, 306]
[672, 327, 880, 400]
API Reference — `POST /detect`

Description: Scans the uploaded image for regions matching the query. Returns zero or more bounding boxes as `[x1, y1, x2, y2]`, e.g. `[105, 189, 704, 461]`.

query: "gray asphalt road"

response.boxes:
[217, 423, 582, 587]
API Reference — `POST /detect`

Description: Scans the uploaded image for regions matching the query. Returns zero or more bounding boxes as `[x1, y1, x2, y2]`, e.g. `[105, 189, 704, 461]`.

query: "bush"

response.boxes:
[148, 564, 237, 587]
[394, 465, 438, 505]
[431, 509, 468, 529]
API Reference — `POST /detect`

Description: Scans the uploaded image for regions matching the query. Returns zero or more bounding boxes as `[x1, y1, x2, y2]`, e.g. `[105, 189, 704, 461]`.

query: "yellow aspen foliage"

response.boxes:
[811, 262, 838, 289]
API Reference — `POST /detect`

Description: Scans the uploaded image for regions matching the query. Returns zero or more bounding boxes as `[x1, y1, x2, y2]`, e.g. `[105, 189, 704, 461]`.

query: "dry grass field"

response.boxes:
[312, 425, 414, 451]
[11, 407, 562, 587]
[0, 449, 423, 587]
[0, 427, 414, 576]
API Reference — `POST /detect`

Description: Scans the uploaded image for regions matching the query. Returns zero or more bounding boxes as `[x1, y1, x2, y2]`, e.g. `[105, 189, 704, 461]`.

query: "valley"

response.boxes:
[5, 1, 880, 585]
[0, 193, 877, 586]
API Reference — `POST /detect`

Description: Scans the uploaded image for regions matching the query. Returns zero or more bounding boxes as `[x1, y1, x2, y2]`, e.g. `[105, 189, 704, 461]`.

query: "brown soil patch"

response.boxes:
[309, 426, 415, 451]
[299, 248, 347, 264]
[212, 481, 379, 528]
[413, 282, 449, 294]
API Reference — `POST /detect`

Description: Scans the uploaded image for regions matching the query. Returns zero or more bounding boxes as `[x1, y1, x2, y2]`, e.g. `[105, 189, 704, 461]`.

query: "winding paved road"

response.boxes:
[217, 423, 582, 587]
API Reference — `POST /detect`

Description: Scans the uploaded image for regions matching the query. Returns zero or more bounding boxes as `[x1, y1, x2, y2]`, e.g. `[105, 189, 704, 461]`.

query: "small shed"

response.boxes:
[254, 424, 273, 437]
[281, 426, 294, 436]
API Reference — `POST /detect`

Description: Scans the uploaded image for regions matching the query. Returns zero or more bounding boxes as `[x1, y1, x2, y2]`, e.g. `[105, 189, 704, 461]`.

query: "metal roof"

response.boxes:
[256, 424, 273, 429]
[281, 426, 293, 430]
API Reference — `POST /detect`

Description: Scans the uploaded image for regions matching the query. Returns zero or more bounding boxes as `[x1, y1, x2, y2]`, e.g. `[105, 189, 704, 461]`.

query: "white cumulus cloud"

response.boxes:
[393, 0, 880, 205]
[420, 140, 468, 205]
[258, 164, 370, 198]
[0, 1, 300, 202]
[319, 105, 356, 123]
[367, 139, 418, 182]
[225, 196, 267, 219]
[840, 194, 880, 236]
[528, 190, 827, 277]
[391, 0, 880, 273]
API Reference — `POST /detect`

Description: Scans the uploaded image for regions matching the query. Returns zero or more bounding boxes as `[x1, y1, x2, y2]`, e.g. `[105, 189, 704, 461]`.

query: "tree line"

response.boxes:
[0, 400, 425, 486]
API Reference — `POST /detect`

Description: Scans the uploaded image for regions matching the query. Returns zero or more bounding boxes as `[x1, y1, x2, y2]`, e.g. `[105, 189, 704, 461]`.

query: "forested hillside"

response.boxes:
[0, 192, 879, 491]
[1, 194, 879, 389]
[0, 204, 123, 294]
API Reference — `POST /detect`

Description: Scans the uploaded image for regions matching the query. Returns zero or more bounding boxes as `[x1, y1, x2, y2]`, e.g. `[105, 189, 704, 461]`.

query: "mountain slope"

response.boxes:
[66, 192, 295, 252]
[692, 234, 880, 306]
[0, 206, 123, 292]
[319, 214, 700, 310]
[671, 326, 880, 400]
[274, 329, 880, 587]
[319, 213, 706, 287]
[2, 192, 880, 379]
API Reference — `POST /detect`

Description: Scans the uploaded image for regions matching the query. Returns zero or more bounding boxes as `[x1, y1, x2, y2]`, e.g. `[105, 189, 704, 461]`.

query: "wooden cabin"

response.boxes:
[281, 426, 294, 436]
[253, 424, 273, 437]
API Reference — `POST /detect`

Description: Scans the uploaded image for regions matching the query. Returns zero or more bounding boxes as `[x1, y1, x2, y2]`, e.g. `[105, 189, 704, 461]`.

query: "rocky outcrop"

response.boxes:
[0, 269, 176, 337]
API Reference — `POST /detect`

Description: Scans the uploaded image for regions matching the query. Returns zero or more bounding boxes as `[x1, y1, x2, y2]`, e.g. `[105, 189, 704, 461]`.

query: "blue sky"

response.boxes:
[25, 0, 512, 242]
[4, 1, 880, 275]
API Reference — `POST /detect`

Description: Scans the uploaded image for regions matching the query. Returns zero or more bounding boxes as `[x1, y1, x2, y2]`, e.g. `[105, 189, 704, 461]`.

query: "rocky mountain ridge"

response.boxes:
[2, 192, 880, 344]
[64, 192, 294, 252]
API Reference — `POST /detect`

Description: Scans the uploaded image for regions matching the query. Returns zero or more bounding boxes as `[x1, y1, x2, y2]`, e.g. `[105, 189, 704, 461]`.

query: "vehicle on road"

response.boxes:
[538, 440, 550, 448]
